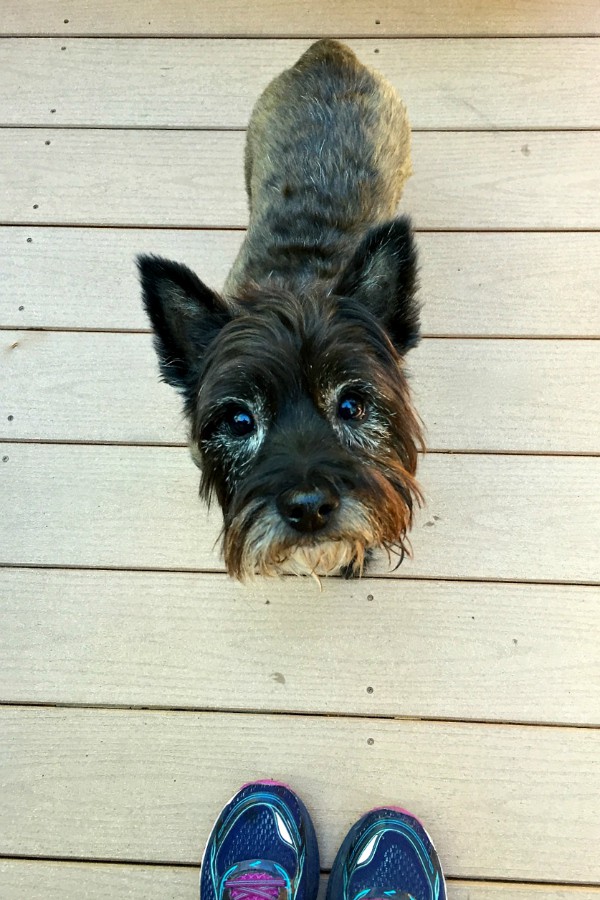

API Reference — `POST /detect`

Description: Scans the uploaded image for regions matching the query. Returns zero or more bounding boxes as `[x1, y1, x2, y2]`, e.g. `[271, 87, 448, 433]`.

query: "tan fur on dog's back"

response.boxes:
[225, 39, 412, 296]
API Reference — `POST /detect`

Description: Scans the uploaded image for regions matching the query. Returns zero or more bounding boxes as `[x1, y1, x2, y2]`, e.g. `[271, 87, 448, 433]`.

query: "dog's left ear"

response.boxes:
[137, 254, 232, 396]
[334, 217, 420, 353]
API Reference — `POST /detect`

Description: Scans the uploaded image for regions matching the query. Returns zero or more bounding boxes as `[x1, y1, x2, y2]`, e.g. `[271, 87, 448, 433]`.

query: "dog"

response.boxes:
[138, 39, 423, 581]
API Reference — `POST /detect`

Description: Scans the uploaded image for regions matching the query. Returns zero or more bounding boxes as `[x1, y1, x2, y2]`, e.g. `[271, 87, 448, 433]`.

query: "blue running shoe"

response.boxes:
[327, 806, 446, 900]
[200, 781, 320, 900]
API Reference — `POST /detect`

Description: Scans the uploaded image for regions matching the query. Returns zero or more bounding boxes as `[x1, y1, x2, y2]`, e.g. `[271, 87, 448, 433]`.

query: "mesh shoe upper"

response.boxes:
[200, 782, 320, 900]
[327, 808, 445, 900]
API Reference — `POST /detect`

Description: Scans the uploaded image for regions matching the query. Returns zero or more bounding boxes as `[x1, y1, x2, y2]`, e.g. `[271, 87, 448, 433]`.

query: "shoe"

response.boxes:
[326, 806, 446, 900]
[200, 781, 320, 900]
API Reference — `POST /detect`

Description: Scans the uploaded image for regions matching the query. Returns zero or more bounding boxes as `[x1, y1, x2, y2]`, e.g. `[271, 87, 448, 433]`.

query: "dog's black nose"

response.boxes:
[277, 486, 340, 533]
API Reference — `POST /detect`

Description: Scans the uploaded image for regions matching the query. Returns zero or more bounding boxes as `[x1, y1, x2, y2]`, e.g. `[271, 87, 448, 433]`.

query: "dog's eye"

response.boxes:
[337, 392, 367, 422]
[226, 407, 255, 437]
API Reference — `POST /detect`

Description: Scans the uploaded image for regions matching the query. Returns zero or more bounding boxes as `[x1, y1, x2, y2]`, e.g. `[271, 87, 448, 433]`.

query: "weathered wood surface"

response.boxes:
[3, 0, 599, 37]
[3, 228, 598, 337]
[3, 331, 600, 453]
[2, 39, 599, 129]
[1, 707, 598, 882]
[1, 568, 598, 725]
[2, 444, 599, 583]
[1, 862, 597, 900]
[1, 130, 599, 229]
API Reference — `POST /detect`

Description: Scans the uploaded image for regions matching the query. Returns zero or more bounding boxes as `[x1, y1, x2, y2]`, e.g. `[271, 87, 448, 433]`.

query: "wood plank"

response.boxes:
[2, 227, 599, 337]
[3, 0, 599, 37]
[1, 568, 598, 725]
[1, 707, 598, 881]
[0, 227, 243, 331]
[411, 339, 600, 454]
[1, 444, 599, 582]
[3, 331, 600, 453]
[2, 39, 599, 129]
[0, 863, 598, 900]
[0, 860, 198, 899]
[1, 130, 599, 229]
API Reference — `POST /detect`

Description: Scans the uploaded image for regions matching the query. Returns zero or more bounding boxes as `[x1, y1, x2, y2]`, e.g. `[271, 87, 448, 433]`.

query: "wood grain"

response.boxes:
[3, 0, 599, 36]
[2, 228, 599, 337]
[2, 39, 599, 129]
[1, 444, 598, 582]
[1, 707, 599, 882]
[1, 568, 598, 725]
[2, 331, 600, 453]
[0, 861, 598, 900]
[0, 860, 198, 900]
[1, 130, 599, 229]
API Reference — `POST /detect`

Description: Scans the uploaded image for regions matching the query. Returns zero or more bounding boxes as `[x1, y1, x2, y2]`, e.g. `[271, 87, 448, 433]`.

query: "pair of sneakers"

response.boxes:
[200, 781, 445, 900]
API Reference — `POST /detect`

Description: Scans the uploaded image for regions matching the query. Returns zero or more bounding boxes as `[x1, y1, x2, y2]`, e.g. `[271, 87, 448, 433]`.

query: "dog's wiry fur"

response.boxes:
[138, 39, 424, 581]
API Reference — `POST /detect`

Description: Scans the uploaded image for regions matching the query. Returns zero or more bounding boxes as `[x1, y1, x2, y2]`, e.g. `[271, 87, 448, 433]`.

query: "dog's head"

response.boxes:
[139, 218, 423, 580]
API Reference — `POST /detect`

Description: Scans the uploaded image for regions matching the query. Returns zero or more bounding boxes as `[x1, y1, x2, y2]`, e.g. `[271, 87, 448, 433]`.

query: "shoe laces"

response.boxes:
[225, 869, 287, 900]
[358, 892, 415, 900]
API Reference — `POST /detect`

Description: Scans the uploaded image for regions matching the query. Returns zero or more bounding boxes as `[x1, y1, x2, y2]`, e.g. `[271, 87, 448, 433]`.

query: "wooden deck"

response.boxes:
[1, 2, 599, 897]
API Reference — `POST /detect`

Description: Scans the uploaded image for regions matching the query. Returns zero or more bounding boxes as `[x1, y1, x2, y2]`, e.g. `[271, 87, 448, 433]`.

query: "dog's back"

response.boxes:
[225, 40, 412, 295]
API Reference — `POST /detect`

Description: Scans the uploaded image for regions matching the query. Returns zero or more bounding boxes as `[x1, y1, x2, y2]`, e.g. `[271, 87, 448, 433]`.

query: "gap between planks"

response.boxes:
[3, 126, 600, 133]
[1, 855, 599, 890]
[3, 222, 600, 234]
[3, 33, 600, 39]
[2, 438, 600, 458]
[0, 700, 597, 732]
[2, 327, 600, 340]
[1, 561, 600, 589]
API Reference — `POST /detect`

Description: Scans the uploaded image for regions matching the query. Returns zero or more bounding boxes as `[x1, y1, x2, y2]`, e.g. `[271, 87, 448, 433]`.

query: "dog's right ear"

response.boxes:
[137, 255, 231, 395]
[333, 217, 419, 354]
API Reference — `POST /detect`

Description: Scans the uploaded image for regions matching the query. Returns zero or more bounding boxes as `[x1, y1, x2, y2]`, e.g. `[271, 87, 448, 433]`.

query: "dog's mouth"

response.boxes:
[232, 533, 368, 582]
[221, 495, 379, 581]
[280, 539, 369, 580]
[218, 454, 420, 582]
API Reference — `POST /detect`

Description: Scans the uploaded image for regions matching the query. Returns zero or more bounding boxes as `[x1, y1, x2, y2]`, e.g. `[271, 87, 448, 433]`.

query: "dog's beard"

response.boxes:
[221, 464, 420, 581]
[223, 498, 372, 581]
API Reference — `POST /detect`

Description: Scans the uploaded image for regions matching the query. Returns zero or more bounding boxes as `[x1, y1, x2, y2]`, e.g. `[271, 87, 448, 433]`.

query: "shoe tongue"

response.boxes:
[224, 861, 288, 900]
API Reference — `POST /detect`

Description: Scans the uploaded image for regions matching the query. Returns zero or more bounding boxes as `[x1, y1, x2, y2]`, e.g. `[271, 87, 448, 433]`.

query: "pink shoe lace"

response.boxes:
[225, 870, 287, 900]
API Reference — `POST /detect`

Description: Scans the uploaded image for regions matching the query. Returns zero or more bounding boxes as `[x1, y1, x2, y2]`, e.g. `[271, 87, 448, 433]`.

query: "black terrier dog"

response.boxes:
[139, 39, 423, 580]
